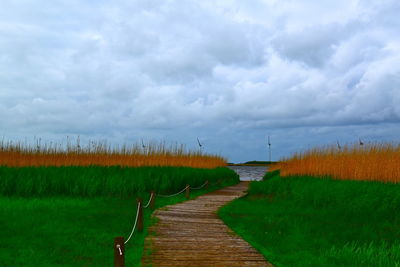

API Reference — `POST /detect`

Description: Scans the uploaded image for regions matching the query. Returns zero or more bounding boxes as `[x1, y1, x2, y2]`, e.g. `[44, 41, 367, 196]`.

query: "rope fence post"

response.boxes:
[150, 191, 155, 210]
[114, 237, 124, 267]
[185, 184, 190, 199]
[137, 198, 143, 232]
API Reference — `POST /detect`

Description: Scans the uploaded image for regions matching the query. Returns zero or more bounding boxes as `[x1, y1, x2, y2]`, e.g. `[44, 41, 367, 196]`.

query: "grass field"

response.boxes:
[219, 170, 400, 266]
[0, 166, 239, 266]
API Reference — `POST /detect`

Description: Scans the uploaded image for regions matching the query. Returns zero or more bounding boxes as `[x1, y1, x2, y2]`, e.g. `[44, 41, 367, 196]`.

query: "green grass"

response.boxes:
[0, 165, 235, 197]
[218, 171, 400, 266]
[0, 166, 239, 266]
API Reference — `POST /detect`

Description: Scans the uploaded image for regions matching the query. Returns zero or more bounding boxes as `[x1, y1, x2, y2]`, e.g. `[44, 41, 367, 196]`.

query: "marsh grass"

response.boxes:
[0, 139, 225, 168]
[271, 142, 400, 183]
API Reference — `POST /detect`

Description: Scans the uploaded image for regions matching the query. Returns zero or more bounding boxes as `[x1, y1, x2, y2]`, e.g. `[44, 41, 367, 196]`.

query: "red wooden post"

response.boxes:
[150, 191, 155, 210]
[137, 198, 143, 232]
[185, 184, 190, 199]
[114, 237, 124, 267]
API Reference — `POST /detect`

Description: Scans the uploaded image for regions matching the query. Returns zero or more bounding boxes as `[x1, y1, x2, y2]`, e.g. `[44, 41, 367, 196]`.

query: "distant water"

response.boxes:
[227, 166, 268, 181]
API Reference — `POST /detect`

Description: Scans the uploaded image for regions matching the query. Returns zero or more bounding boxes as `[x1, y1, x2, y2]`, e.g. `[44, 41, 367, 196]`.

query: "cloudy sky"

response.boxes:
[1, 0, 400, 162]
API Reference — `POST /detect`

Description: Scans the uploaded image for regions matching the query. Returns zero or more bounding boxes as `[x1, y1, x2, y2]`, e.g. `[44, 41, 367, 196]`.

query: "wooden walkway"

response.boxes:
[142, 182, 272, 267]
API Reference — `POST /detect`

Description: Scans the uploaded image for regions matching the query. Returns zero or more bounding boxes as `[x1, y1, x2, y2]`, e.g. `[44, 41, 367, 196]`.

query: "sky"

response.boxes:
[1, 0, 400, 163]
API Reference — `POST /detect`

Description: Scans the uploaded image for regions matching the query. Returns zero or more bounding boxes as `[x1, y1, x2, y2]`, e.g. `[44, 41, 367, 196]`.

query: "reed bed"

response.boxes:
[270, 142, 400, 183]
[0, 138, 226, 168]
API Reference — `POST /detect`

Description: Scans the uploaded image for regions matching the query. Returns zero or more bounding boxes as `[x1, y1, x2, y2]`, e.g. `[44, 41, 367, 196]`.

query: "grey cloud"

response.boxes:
[272, 23, 359, 68]
[1, 0, 400, 162]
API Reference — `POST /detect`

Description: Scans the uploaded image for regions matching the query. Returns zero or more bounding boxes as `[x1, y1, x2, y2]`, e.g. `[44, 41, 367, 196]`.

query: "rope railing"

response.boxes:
[124, 201, 141, 244]
[143, 191, 154, 208]
[114, 180, 210, 267]
[191, 180, 209, 190]
[157, 185, 190, 198]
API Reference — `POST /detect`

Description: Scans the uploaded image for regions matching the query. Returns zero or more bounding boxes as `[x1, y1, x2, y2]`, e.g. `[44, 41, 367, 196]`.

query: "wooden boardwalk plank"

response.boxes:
[142, 182, 272, 266]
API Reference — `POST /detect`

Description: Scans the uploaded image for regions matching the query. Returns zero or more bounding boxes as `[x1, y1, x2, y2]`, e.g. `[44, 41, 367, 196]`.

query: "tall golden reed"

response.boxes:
[0, 139, 226, 168]
[270, 142, 400, 183]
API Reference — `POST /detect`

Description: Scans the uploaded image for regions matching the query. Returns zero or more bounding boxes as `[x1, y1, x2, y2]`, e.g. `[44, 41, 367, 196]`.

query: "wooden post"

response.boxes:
[114, 237, 124, 267]
[150, 191, 155, 210]
[137, 198, 143, 232]
[185, 184, 190, 199]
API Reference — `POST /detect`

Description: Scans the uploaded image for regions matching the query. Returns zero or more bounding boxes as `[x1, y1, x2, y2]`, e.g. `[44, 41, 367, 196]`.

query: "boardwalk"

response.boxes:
[142, 182, 272, 267]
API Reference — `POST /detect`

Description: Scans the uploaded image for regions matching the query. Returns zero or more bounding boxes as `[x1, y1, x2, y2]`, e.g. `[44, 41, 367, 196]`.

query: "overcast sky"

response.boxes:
[1, 0, 400, 162]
